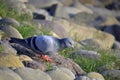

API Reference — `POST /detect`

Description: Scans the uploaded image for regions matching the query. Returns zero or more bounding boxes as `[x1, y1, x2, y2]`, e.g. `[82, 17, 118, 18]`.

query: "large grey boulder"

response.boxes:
[28, 0, 58, 8]
[46, 67, 73, 80]
[0, 25, 23, 39]
[58, 67, 75, 79]
[0, 67, 22, 80]
[103, 24, 120, 42]
[73, 50, 100, 59]
[0, 18, 20, 27]
[102, 70, 120, 80]
[14, 67, 52, 80]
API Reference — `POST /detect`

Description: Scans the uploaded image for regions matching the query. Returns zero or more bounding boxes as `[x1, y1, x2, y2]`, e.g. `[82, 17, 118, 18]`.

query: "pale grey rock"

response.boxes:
[58, 67, 75, 80]
[0, 18, 20, 27]
[113, 41, 120, 50]
[0, 40, 17, 55]
[0, 67, 22, 80]
[33, 9, 53, 20]
[80, 38, 102, 49]
[32, 20, 68, 37]
[15, 67, 52, 80]
[46, 67, 73, 80]
[0, 25, 23, 39]
[86, 5, 120, 17]
[28, 0, 58, 8]
[103, 24, 120, 42]
[102, 70, 120, 80]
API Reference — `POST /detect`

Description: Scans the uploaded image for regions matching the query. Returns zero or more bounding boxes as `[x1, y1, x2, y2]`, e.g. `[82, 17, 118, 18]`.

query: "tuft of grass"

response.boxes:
[16, 24, 37, 38]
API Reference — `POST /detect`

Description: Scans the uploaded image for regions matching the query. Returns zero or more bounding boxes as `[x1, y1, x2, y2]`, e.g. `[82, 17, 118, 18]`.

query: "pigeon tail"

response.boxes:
[9, 37, 24, 43]
[9, 37, 31, 49]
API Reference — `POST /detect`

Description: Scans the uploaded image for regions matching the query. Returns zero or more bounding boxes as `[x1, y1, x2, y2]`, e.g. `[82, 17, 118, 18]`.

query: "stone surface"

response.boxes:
[23, 60, 46, 71]
[72, 1, 93, 14]
[0, 25, 23, 39]
[102, 70, 120, 80]
[58, 67, 75, 80]
[55, 19, 115, 49]
[0, 54, 24, 68]
[80, 38, 102, 49]
[78, 0, 103, 7]
[87, 5, 120, 17]
[33, 9, 53, 20]
[87, 72, 105, 80]
[0, 67, 22, 80]
[32, 20, 68, 38]
[75, 75, 101, 80]
[113, 41, 120, 50]
[71, 12, 119, 29]
[46, 67, 73, 80]
[103, 24, 120, 42]
[15, 67, 52, 80]
[49, 54, 85, 75]
[19, 55, 33, 62]
[57, 0, 73, 6]
[73, 50, 100, 59]
[0, 18, 20, 27]
[0, 40, 17, 55]
[28, 0, 58, 8]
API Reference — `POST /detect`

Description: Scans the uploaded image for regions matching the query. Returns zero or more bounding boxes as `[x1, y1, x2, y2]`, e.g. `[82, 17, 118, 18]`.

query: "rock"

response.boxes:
[0, 18, 20, 27]
[19, 55, 33, 62]
[0, 67, 22, 80]
[28, 0, 58, 8]
[62, 6, 82, 18]
[80, 38, 102, 49]
[58, 67, 75, 79]
[32, 20, 68, 38]
[71, 12, 119, 29]
[3, 0, 26, 10]
[71, 12, 98, 26]
[102, 70, 120, 80]
[2, 0, 33, 19]
[23, 60, 46, 71]
[114, 49, 120, 59]
[75, 75, 101, 80]
[55, 19, 115, 49]
[103, 24, 120, 42]
[112, 41, 120, 50]
[75, 76, 89, 80]
[72, 1, 93, 14]
[0, 40, 17, 55]
[0, 54, 24, 68]
[87, 5, 120, 17]
[87, 72, 105, 80]
[49, 54, 85, 75]
[57, 0, 73, 6]
[73, 50, 100, 59]
[33, 9, 53, 20]
[105, 1, 120, 10]
[0, 25, 23, 39]
[46, 67, 73, 80]
[78, 0, 103, 7]
[14, 67, 52, 80]
[20, 0, 28, 3]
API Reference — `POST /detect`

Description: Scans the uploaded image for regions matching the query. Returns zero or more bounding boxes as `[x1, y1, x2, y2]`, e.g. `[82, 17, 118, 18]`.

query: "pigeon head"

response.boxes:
[60, 38, 74, 49]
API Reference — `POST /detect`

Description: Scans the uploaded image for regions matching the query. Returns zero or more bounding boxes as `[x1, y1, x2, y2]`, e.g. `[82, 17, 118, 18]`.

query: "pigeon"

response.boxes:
[9, 35, 74, 62]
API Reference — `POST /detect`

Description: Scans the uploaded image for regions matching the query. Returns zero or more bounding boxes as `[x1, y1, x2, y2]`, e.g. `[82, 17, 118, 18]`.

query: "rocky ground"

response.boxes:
[0, 0, 120, 80]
